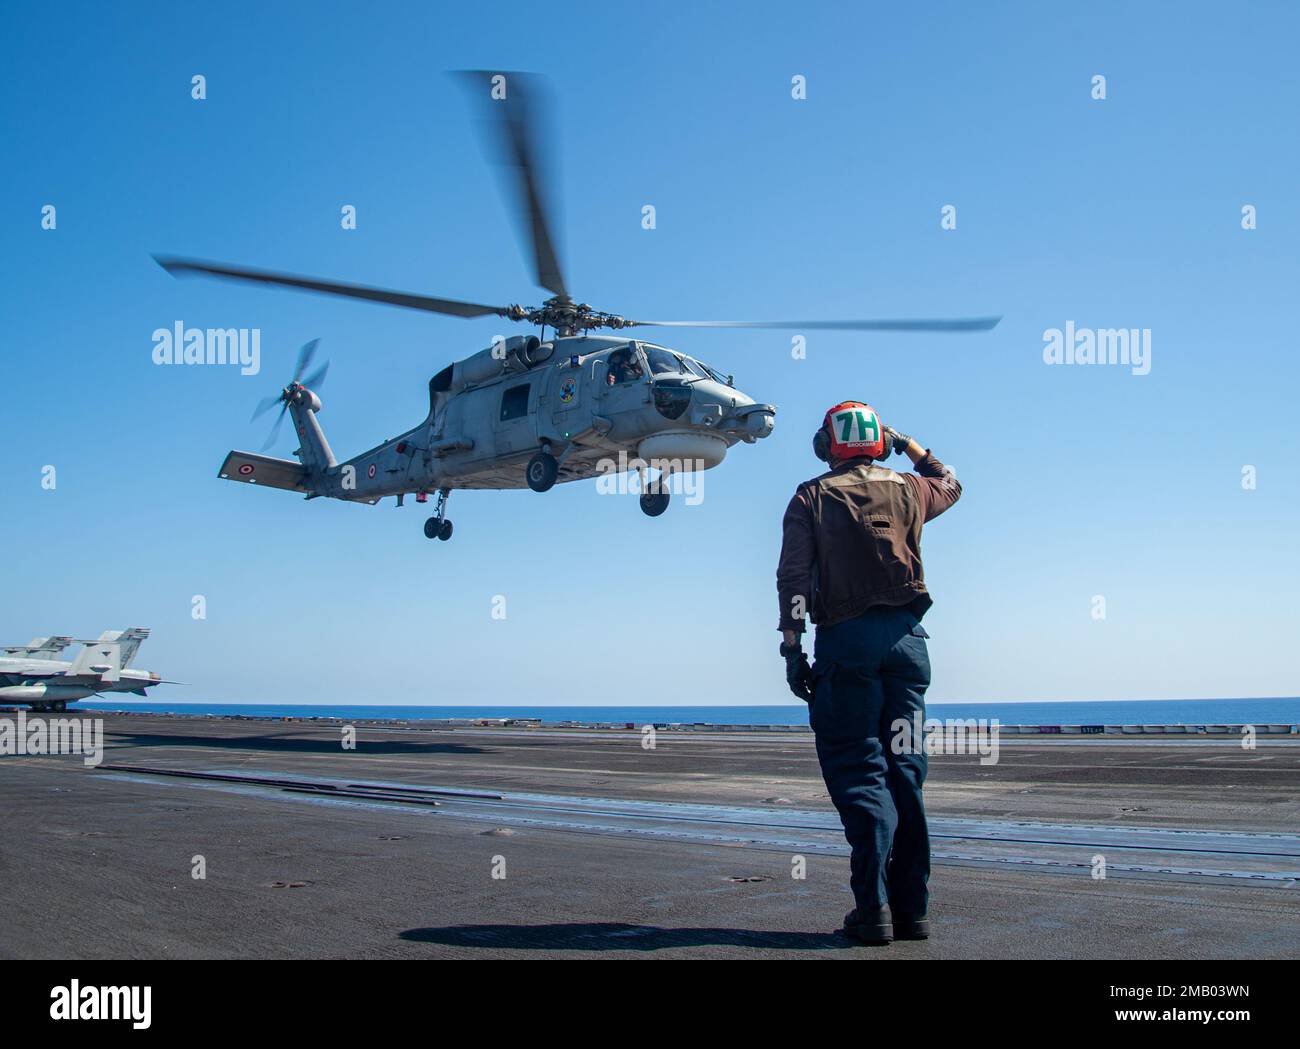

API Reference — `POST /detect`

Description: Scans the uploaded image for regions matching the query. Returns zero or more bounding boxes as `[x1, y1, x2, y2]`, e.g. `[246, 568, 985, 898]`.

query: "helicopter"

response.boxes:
[155, 71, 999, 541]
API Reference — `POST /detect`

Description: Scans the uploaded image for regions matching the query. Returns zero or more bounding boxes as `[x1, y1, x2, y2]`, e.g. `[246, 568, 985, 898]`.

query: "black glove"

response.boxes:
[884, 426, 912, 456]
[780, 641, 813, 702]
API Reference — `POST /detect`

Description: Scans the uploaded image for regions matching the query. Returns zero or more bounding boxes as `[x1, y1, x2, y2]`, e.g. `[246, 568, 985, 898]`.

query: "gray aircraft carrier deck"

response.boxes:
[2, 712, 1297, 959]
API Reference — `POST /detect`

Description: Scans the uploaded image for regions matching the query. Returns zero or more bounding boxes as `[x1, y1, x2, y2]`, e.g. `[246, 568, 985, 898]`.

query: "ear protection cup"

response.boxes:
[812, 425, 831, 462]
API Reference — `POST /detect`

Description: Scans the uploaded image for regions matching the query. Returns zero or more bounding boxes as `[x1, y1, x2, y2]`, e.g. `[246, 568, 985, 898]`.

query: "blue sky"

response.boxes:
[1, 1, 1296, 705]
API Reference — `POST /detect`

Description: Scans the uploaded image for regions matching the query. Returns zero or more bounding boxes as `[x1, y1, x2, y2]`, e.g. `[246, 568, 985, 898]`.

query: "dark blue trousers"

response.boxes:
[811, 606, 932, 916]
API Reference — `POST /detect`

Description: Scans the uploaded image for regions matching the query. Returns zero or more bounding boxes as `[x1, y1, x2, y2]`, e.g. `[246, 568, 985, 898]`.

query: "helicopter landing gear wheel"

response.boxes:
[526, 451, 559, 493]
[52, 700, 66, 712]
[639, 488, 670, 517]
[424, 488, 452, 541]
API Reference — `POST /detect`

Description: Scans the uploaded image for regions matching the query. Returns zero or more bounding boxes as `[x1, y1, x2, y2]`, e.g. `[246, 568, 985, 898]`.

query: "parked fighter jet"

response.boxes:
[1, 636, 73, 660]
[0, 628, 168, 711]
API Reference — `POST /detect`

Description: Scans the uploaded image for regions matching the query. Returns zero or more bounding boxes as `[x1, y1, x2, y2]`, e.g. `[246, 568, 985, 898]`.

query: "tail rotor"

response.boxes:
[251, 339, 329, 451]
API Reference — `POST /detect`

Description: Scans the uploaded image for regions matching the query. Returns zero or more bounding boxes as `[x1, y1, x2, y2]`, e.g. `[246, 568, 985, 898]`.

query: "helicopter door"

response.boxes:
[551, 364, 583, 435]
[598, 344, 650, 422]
[494, 379, 536, 454]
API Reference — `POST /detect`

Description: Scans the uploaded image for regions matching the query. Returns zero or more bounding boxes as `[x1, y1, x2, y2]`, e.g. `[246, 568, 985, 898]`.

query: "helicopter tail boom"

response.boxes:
[285, 394, 338, 474]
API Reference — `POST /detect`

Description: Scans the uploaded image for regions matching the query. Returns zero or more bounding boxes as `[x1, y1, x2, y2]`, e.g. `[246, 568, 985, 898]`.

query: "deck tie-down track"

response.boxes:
[98, 764, 1300, 886]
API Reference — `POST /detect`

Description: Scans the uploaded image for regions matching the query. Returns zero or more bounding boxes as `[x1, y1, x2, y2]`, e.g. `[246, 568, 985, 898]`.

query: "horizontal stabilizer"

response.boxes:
[2, 636, 73, 660]
[219, 451, 311, 493]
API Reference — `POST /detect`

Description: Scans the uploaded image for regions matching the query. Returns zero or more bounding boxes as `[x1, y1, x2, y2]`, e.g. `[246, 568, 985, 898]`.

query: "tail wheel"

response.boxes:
[639, 489, 670, 517]
[527, 452, 559, 492]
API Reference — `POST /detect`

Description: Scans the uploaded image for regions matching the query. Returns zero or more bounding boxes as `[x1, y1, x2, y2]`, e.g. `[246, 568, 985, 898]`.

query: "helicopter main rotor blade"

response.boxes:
[625, 317, 1003, 333]
[456, 71, 569, 301]
[154, 256, 513, 320]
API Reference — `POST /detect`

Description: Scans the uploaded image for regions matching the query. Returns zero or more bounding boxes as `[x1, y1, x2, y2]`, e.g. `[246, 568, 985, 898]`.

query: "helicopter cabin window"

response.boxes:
[500, 383, 530, 421]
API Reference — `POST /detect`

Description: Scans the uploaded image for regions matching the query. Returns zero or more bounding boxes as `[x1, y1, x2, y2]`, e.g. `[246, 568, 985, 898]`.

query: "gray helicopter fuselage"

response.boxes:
[195, 67, 995, 533]
[264, 336, 775, 503]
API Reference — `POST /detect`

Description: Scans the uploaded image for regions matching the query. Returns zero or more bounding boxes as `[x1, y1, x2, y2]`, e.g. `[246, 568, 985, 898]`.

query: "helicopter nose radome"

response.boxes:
[740, 404, 776, 441]
[715, 402, 774, 443]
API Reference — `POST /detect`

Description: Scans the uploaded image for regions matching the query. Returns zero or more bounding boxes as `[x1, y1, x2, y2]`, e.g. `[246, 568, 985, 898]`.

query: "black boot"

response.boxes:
[840, 907, 893, 944]
[893, 913, 930, 940]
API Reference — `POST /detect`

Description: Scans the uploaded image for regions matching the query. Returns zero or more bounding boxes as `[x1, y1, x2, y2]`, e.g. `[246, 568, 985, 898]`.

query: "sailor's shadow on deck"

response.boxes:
[400, 922, 857, 951]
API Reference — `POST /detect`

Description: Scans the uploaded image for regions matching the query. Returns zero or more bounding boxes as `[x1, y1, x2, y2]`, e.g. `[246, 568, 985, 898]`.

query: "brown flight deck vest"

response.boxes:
[776, 453, 960, 634]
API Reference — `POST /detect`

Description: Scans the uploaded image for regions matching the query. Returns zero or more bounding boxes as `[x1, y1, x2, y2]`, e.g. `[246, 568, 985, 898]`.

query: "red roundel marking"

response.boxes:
[238, 463, 255, 476]
[367, 464, 377, 479]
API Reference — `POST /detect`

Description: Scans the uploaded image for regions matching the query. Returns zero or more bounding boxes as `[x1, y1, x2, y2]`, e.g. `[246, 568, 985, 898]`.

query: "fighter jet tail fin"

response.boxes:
[94, 628, 149, 668]
[70, 639, 122, 683]
[117, 627, 149, 668]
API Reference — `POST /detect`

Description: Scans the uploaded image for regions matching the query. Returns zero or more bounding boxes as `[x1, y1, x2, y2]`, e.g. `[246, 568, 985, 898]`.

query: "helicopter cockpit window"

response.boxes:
[693, 359, 730, 385]
[500, 383, 530, 421]
[606, 347, 644, 385]
[644, 346, 686, 376]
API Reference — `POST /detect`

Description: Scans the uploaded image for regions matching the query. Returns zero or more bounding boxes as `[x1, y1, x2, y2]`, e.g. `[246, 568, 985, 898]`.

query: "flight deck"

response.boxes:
[2, 712, 1297, 959]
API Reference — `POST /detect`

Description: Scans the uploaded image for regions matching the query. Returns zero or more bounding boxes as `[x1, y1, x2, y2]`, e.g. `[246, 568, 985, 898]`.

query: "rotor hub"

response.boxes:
[514, 296, 629, 336]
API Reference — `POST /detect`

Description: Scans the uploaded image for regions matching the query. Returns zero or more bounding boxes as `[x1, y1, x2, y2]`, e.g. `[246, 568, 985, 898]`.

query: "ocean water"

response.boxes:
[74, 697, 1300, 726]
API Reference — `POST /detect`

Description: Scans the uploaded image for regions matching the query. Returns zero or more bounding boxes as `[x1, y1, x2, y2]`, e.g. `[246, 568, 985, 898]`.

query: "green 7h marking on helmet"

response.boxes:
[815, 400, 886, 462]
[836, 408, 879, 444]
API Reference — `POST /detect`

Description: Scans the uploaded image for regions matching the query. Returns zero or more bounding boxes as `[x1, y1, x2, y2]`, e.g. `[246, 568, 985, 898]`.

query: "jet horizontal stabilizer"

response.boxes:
[2, 636, 74, 660]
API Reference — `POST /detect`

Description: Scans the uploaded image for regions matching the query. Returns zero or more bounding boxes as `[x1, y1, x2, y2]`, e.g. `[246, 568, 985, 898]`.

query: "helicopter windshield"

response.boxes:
[641, 346, 730, 386]
[643, 346, 687, 376]
[688, 357, 729, 384]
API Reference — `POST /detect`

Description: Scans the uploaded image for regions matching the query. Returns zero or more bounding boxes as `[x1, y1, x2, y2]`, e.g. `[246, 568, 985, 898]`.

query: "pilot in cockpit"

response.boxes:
[607, 348, 643, 385]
